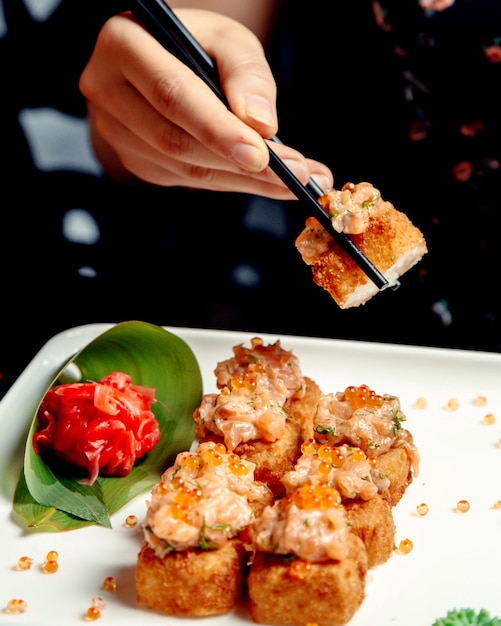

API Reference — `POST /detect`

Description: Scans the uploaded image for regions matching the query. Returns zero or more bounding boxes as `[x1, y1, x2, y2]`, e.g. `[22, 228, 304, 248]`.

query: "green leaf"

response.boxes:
[13, 321, 202, 531]
[12, 471, 92, 532]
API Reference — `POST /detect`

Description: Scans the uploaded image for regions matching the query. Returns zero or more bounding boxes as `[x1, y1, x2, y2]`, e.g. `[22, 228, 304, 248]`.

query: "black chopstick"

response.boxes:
[126, 0, 395, 291]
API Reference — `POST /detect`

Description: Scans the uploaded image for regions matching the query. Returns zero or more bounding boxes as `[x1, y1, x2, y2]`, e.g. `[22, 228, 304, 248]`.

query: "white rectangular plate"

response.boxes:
[1, 323, 501, 625]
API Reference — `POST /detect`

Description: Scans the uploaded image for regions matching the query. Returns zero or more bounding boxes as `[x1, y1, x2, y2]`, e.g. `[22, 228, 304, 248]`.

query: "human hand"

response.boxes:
[79, 9, 333, 198]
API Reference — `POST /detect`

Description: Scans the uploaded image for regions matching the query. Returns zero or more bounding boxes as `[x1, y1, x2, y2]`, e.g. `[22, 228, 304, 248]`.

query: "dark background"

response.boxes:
[2, 0, 501, 399]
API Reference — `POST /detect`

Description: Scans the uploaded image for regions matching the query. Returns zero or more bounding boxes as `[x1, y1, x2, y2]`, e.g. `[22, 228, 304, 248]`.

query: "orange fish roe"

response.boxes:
[349, 448, 367, 463]
[230, 366, 261, 392]
[155, 480, 170, 496]
[446, 398, 459, 411]
[304, 439, 368, 471]
[482, 413, 496, 425]
[301, 438, 316, 455]
[317, 460, 331, 476]
[5, 599, 28, 614]
[228, 454, 249, 476]
[317, 443, 346, 468]
[287, 559, 311, 580]
[180, 453, 202, 471]
[102, 576, 117, 592]
[456, 499, 470, 513]
[15, 556, 33, 571]
[493, 500, 501, 510]
[125, 514, 138, 527]
[416, 503, 429, 516]
[199, 445, 224, 466]
[474, 394, 488, 406]
[414, 397, 427, 409]
[185, 442, 249, 476]
[84, 606, 101, 622]
[344, 384, 383, 410]
[42, 550, 59, 574]
[84, 596, 106, 622]
[168, 484, 202, 522]
[43, 560, 58, 574]
[397, 538, 413, 555]
[292, 481, 341, 511]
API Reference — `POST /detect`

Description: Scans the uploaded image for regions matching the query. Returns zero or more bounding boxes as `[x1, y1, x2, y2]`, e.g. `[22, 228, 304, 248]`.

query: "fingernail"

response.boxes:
[311, 174, 333, 192]
[245, 95, 276, 126]
[282, 159, 309, 183]
[232, 142, 266, 171]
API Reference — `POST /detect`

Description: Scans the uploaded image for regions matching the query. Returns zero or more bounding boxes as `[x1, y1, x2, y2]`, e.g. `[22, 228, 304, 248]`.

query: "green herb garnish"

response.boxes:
[431, 608, 501, 626]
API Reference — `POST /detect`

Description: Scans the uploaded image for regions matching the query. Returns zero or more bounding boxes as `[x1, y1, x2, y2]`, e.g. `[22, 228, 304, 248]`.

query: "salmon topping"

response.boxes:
[143, 441, 270, 556]
[318, 181, 383, 235]
[313, 385, 420, 476]
[193, 338, 305, 450]
[282, 441, 389, 501]
[249, 480, 349, 562]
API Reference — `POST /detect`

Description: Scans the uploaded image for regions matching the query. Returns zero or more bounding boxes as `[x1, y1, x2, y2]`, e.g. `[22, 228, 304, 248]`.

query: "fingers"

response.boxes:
[79, 9, 334, 196]
[82, 11, 271, 172]
[187, 9, 279, 139]
[91, 107, 333, 197]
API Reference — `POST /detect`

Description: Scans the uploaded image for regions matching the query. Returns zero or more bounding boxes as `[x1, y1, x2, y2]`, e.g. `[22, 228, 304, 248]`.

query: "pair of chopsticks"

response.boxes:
[125, 0, 394, 291]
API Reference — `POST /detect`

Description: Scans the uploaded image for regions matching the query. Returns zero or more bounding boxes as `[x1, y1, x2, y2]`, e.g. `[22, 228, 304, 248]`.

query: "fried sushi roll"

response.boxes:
[247, 534, 367, 626]
[136, 539, 245, 616]
[295, 181, 427, 309]
[246, 481, 368, 626]
[282, 440, 395, 568]
[136, 441, 271, 617]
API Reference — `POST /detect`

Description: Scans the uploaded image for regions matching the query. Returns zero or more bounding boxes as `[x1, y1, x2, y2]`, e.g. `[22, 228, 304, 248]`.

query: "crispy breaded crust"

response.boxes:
[232, 377, 321, 496]
[234, 419, 303, 497]
[377, 445, 414, 507]
[136, 539, 245, 616]
[297, 203, 427, 309]
[247, 533, 368, 626]
[285, 376, 322, 441]
[344, 494, 396, 568]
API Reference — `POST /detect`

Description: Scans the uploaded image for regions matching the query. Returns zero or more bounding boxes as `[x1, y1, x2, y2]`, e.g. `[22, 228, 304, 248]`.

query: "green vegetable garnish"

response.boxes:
[432, 608, 501, 626]
[12, 321, 202, 532]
